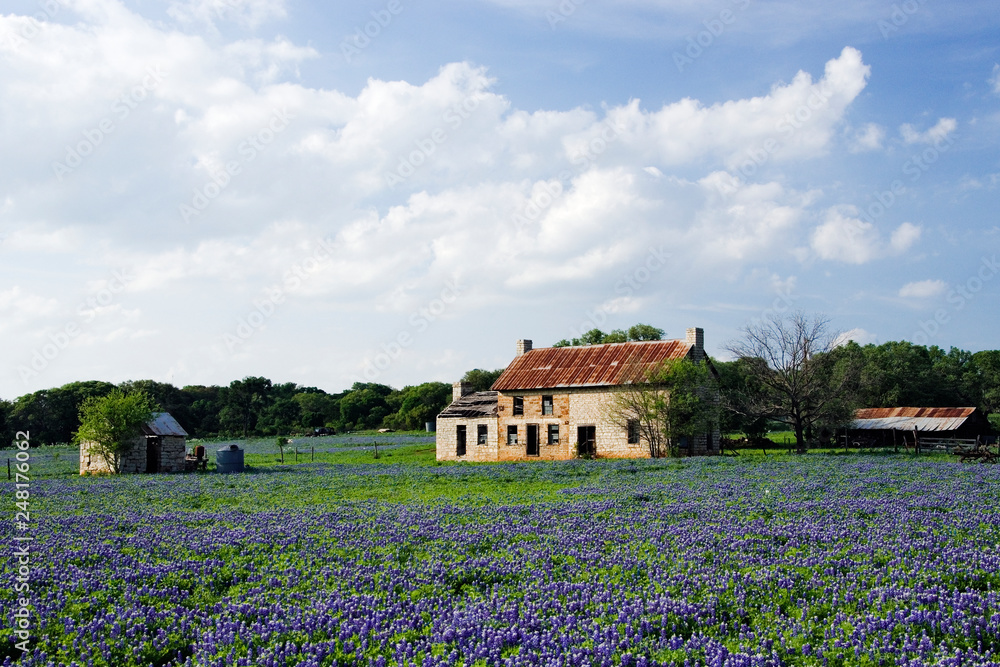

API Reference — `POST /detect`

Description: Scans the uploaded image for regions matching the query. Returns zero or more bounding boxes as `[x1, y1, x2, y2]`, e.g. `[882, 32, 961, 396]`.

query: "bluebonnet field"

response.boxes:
[3, 452, 1000, 666]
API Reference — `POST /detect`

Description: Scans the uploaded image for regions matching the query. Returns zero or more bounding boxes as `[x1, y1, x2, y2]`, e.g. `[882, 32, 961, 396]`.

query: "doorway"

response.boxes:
[526, 424, 539, 456]
[456, 425, 467, 457]
[577, 426, 596, 457]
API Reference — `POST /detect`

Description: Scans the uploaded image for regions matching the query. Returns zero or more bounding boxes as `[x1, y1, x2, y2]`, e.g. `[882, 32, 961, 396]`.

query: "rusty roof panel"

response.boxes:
[492, 340, 693, 391]
[852, 407, 978, 432]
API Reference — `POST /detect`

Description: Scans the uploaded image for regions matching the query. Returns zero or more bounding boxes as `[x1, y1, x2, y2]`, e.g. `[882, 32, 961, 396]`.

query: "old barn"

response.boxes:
[849, 407, 993, 451]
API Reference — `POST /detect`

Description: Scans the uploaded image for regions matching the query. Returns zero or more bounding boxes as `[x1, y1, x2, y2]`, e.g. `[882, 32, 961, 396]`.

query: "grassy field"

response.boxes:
[3, 445, 998, 666]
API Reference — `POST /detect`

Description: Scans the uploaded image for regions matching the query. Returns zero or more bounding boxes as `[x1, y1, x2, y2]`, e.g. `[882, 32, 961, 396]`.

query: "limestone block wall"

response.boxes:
[497, 392, 572, 461]
[80, 436, 146, 474]
[567, 388, 649, 459]
[159, 436, 187, 473]
[435, 418, 498, 462]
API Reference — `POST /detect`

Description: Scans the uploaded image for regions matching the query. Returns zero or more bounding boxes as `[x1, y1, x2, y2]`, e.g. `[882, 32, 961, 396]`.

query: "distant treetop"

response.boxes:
[553, 324, 664, 348]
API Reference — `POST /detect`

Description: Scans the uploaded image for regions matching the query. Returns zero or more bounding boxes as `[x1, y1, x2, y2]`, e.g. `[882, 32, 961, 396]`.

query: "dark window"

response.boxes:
[507, 425, 518, 445]
[456, 425, 466, 457]
[547, 424, 559, 445]
[512, 397, 524, 416]
[542, 395, 553, 415]
[627, 419, 640, 444]
[477, 424, 488, 445]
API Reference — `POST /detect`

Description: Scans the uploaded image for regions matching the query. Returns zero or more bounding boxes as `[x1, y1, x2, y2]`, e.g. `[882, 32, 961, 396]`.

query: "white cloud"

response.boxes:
[834, 327, 878, 347]
[810, 207, 921, 264]
[167, 0, 288, 29]
[848, 123, 884, 152]
[900, 117, 957, 145]
[889, 222, 922, 253]
[898, 279, 946, 299]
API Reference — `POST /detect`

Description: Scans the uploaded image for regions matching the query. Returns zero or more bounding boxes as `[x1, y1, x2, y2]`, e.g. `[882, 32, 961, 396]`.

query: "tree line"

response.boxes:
[2, 316, 998, 448]
[0, 378, 455, 446]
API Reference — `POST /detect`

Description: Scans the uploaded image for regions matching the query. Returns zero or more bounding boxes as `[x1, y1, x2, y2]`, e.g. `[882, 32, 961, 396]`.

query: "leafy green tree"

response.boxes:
[11, 381, 116, 445]
[294, 392, 340, 428]
[627, 324, 665, 341]
[460, 368, 505, 393]
[605, 357, 719, 458]
[218, 377, 273, 437]
[553, 323, 664, 347]
[74, 389, 156, 473]
[257, 398, 303, 435]
[970, 351, 1000, 414]
[385, 382, 451, 430]
[338, 383, 393, 430]
[0, 399, 14, 448]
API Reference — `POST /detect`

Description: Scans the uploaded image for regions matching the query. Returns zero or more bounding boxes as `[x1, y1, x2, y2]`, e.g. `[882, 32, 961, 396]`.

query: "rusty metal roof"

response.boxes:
[491, 340, 693, 391]
[141, 412, 189, 437]
[852, 407, 978, 432]
[438, 391, 499, 419]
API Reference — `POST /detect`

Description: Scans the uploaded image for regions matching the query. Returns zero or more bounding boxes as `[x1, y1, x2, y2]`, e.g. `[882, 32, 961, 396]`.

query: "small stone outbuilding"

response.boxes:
[80, 412, 189, 475]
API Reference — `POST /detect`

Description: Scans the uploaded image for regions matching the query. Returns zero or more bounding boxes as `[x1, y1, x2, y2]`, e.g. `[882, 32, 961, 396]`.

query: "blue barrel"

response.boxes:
[216, 444, 245, 473]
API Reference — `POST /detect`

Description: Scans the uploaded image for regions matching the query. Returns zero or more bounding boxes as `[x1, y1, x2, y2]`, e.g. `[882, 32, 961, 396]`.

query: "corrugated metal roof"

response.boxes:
[438, 391, 499, 419]
[492, 340, 693, 391]
[141, 412, 189, 437]
[852, 407, 977, 432]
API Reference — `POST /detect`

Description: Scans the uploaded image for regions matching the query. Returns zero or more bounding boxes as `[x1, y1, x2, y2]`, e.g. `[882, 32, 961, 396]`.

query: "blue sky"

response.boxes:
[1, 0, 999, 398]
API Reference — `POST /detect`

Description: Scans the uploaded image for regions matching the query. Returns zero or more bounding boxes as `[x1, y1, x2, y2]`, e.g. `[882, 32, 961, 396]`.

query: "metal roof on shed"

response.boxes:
[491, 340, 693, 392]
[852, 407, 977, 432]
[141, 412, 189, 437]
[438, 391, 499, 419]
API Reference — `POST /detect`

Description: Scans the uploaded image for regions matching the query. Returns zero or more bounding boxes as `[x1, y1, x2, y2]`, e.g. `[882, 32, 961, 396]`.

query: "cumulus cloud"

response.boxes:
[898, 279, 946, 299]
[810, 207, 921, 264]
[900, 117, 956, 145]
[848, 123, 884, 152]
[167, 0, 288, 29]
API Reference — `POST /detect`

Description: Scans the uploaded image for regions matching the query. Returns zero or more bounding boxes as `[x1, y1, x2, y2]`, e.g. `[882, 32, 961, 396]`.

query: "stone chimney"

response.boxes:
[452, 381, 473, 403]
[686, 327, 704, 359]
[516, 339, 533, 357]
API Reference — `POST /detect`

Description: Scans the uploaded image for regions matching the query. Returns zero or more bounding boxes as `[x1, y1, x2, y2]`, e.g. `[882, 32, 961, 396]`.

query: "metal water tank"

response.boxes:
[216, 444, 245, 473]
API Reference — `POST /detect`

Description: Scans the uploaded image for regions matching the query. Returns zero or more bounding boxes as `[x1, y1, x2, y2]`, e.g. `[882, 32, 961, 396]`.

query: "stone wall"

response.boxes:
[79, 435, 189, 474]
[159, 436, 187, 473]
[436, 417, 498, 462]
[80, 436, 146, 475]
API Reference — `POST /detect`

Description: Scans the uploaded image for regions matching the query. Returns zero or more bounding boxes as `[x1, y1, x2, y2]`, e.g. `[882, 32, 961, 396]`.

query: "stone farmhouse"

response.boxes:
[80, 412, 189, 475]
[436, 328, 720, 461]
